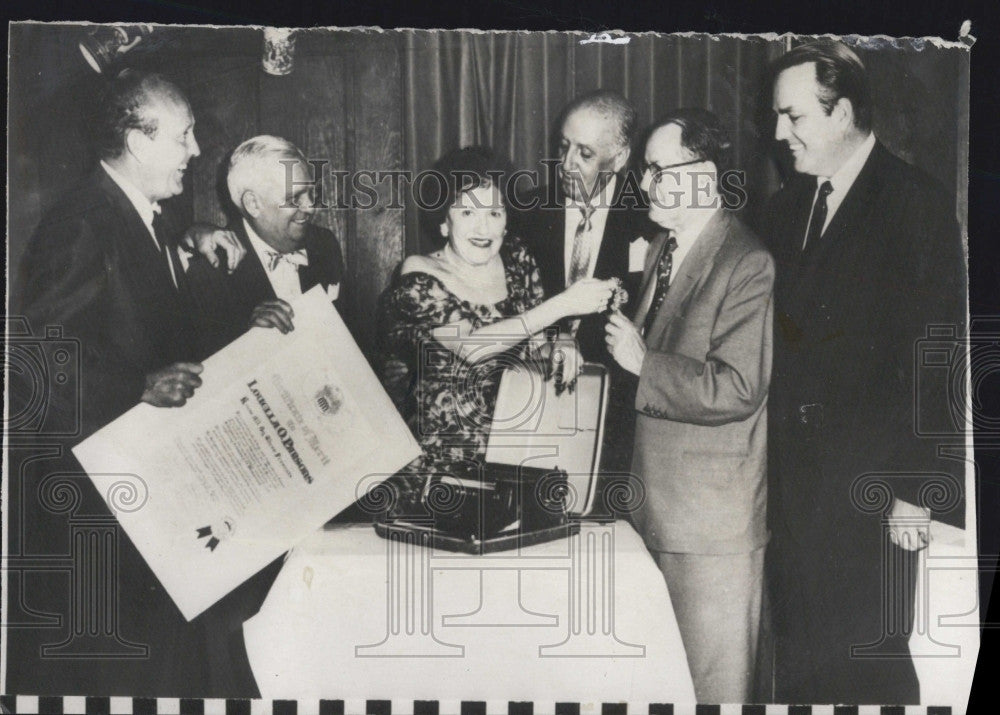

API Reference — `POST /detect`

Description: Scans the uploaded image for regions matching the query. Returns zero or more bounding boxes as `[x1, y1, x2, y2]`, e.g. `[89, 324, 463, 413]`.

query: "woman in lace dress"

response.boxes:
[382, 146, 616, 488]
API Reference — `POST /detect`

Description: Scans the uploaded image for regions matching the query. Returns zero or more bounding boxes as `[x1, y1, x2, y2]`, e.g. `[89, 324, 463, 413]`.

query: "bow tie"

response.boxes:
[265, 249, 309, 272]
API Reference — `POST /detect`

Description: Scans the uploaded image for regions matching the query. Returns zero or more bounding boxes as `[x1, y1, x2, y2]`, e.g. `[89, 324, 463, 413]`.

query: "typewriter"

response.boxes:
[374, 362, 610, 553]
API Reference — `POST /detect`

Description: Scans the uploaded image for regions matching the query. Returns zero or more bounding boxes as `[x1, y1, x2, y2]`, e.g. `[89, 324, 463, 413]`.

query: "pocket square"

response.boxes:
[629, 237, 650, 272]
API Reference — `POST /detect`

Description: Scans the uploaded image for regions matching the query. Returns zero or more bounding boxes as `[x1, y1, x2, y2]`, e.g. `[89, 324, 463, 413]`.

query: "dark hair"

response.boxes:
[770, 39, 872, 132]
[560, 89, 638, 150]
[421, 145, 514, 240]
[94, 70, 188, 160]
[647, 108, 733, 175]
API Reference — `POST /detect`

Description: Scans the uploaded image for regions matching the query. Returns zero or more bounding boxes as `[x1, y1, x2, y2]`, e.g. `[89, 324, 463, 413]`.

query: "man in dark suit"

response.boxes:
[516, 90, 651, 479]
[761, 40, 967, 704]
[605, 109, 773, 703]
[186, 135, 345, 356]
[12, 71, 246, 696]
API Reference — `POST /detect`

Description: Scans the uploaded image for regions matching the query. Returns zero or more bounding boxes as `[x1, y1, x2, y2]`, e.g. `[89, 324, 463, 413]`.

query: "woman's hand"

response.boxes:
[552, 277, 617, 319]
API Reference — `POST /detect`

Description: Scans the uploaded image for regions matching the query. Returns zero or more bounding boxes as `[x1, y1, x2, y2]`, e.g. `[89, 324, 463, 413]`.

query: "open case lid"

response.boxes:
[484, 362, 609, 517]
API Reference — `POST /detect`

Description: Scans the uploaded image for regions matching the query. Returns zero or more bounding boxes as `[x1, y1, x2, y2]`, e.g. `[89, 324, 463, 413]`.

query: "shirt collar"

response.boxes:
[244, 218, 276, 267]
[100, 160, 160, 227]
[821, 132, 876, 194]
[243, 218, 308, 270]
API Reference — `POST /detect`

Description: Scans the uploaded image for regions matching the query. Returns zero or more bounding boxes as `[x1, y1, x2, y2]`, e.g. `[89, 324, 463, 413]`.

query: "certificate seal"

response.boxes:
[314, 384, 344, 417]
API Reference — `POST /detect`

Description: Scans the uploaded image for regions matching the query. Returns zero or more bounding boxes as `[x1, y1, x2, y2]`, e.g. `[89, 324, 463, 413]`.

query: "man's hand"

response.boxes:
[182, 223, 246, 273]
[142, 362, 204, 408]
[250, 299, 295, 333]
[605, 310, 646, 376]
[887, 497, 931, 551]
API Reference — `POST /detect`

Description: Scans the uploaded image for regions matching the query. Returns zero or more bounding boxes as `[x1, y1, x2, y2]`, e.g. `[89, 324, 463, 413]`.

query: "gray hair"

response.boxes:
[562, 89, 638, 150]
[227, 135, 307, 212]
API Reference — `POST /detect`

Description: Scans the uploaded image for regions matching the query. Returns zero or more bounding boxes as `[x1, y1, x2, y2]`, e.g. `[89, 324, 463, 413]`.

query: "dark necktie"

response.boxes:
[151, 211, 180, 290]
[567, 203, 596, 285]
[802, 180, 834, 251]
[642, 234, 678, 336]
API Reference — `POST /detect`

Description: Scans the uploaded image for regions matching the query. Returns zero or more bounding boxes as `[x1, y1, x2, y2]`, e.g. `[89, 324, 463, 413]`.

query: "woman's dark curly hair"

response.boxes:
[419, 145, 515, 245]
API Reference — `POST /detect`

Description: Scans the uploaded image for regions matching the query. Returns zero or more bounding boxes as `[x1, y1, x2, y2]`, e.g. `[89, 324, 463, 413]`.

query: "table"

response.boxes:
[244, 521, 696, 703]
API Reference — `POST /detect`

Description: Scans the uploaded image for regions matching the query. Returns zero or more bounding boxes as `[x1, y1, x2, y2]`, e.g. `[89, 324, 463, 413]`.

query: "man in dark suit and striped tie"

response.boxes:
[516, 90, 651, 484]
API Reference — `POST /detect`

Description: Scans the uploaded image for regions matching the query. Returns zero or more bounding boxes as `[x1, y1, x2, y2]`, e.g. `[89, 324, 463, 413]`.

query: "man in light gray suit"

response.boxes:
[605, 108, 774, 703]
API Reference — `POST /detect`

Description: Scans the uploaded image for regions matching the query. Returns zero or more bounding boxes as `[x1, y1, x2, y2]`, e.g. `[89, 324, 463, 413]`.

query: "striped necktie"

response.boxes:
[642, 235, 678, 336]
[567, 203, 596, 285]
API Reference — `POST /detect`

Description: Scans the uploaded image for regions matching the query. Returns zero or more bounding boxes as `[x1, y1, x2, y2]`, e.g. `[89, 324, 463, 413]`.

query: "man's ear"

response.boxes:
[124, 128, 151, 163]
[242, 190, 261, 218]
[611, 144, 631, 174]
[439, 221, 449, 238]
[833, 97, 855, 130]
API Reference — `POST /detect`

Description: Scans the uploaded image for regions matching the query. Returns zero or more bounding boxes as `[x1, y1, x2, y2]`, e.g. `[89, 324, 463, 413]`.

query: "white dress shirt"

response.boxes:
[635, 207, 719, 324]
[100, 160, 178, 288]
[244, 219, 308, 303]
[804, 132, 876, 247]
[563, 175, 617, 285]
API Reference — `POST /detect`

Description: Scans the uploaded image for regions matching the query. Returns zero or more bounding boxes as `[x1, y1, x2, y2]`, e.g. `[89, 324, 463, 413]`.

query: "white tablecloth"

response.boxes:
[244, 521, 696, 703]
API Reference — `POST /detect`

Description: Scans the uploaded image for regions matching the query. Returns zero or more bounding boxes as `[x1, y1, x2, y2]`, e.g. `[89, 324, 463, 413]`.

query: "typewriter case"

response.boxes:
[374, 363, 609, 553]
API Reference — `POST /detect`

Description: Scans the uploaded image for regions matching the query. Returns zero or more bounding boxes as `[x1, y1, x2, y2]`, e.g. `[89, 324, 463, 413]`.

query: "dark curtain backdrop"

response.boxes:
[8, 25, 969, 358]
[402, 31, 787, 254]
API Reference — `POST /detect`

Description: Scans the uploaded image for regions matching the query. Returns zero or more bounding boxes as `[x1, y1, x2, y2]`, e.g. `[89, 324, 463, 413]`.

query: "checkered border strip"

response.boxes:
[0, 699, 956, 715]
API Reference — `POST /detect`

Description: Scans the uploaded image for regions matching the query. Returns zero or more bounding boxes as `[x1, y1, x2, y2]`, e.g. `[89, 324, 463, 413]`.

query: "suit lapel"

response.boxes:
[301, 225, 340, 292]
[97, 170, 176, 295]
[645, 210, 730, 342]
[808, 144, 882, 258]
[592, 176, 631, 281]
[544, 196, 568, 290]
[231, 220, 278, 305]
[787, 144, 883, 314]
[299, 227, 321, 292]
[633, 230, 670, 328]
[96, 168, 191, 362]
